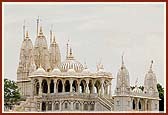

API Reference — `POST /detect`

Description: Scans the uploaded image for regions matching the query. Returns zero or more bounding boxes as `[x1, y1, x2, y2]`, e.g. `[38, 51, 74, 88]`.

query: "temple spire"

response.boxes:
[66, 39, 69, 59]
[135, 77, 138, 87]
[23, 20, 25, 39]
[36, 16, 40, 37]
[50, 25, 53, 44]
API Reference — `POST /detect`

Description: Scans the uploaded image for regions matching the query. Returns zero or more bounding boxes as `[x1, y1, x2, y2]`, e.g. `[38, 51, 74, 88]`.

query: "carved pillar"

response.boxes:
[71, 101, 73, 110]
[86, 79, 89, 94]
[101, 79, 104, 96]
[62, 80, 65, 93]
[70, 79, 73, 93]
[52, 102, 54, 111]
[109, 82, 112, 97]
[39, 79, 42, 96]
[30, 79, 34, 97]
[48, 80, 51, 94]
[40, 102, 42, 112]
[78, 80, 80, 93]
[54, 79, 57, 93]
[144, 99, 147, 111]
[136, 98, 140, 111]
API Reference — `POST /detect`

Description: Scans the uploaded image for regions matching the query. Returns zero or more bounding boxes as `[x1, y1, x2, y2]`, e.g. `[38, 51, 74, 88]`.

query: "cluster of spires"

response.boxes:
[22, 17, 154, 73]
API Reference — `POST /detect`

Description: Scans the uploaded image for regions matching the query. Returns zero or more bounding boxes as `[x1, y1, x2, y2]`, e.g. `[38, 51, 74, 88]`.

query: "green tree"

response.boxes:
[4, 78, 21, 109]
[157, 83, 164, 111]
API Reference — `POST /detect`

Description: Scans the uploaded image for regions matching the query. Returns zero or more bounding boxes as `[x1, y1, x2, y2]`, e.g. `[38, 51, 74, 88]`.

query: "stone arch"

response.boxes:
[65, 80, 70, 92]
[89, 80, 93, 94]
[94, 80, 101, 94]
[50, 79, 54, 93]
[132, 99, 136, 110]
[80, 80, 86, 93]
[57, 79, 63, 93]
[34, 79, 39, 95]
[139, 100, 142, 110]
[72, 80, 78, 92]
[42, 79, 48, 93]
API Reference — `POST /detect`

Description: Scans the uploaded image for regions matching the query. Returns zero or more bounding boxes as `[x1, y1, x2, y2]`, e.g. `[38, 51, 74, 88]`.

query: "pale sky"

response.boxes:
[3, 3, 166, 93]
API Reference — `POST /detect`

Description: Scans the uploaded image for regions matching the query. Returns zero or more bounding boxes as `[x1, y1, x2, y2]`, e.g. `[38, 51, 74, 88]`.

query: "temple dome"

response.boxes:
[58, 47, 84, 72]
[59, 59, 84, 73]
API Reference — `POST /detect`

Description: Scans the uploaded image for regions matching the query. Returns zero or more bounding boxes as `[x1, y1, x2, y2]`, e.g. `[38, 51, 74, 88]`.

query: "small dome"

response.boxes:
[51, 68, 61, 75]
[133, 86, 142, 93]
[59, 59, 84, 73]
[67, 68, 76, 74]
[32, 66, 47, 76]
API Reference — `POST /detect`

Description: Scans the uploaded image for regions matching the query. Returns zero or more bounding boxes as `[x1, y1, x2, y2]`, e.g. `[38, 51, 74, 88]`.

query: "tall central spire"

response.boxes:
[66, 39, 69, 59]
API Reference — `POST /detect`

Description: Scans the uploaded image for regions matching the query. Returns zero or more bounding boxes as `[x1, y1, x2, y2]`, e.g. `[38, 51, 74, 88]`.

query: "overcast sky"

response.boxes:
[3, 3, 165, 93]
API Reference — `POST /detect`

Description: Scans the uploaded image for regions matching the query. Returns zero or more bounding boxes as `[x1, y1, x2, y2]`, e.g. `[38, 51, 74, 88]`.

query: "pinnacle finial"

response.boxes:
[150, 60, 154, 69]
[53, 35, 56, 42]
[135, 77, 138, 87]
[122, 52, 124, 65]
[39, 26, 43, 36]
[26, 31, 29, 38]
[70, 47, 72, 55]
[66, 39, 69, 59]
[84, 61, 88, 69]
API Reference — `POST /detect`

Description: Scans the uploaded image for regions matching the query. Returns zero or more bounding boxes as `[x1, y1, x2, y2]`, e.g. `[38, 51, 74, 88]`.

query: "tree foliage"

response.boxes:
[4, 78, 21, 107]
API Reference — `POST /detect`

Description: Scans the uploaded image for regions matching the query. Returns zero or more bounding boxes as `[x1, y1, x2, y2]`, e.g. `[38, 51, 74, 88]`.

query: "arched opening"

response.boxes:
[80, 80, 86, 93]
[57, 80, 63, 93]
[42, 102, 46, 111]
[133, 99, 135, 110]
[50, 80, 54, 93]
[94, 80, 101, 94]
[72, 80, 77, 92]
[139, 101, 141, 110]
[65, 80, 70, 92]
[42, 79, 48, 93]
[104, 80, 109, 95]
[34, 79, 39, 95]
[89, 80, 93, 94]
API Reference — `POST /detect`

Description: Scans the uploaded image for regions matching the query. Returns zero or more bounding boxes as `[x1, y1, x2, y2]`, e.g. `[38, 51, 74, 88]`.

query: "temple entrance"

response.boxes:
[42, 79, 48, 93]
[42, 102, 46, 111]
[50, 80, 54, 93]
[58, 80, 63, 93]
[65, 80, 70, 92]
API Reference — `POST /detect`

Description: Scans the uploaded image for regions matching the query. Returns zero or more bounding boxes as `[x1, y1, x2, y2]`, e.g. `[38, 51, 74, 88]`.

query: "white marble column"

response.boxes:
[109, 83, 112, 97]
[136, 98, 140, 111]
[101, 79, 104, 96]
[86, 79, 89, 94]
[62, 80, 65, 93]
[30, 79, 34, 97]
[52, 102, 54, 111]
[70, 79, 73, 93]
[48, 80, 51, 94]
[39, 79, 42, 96]
[54, 80, 57, 93]
[144, 99, 147, 111]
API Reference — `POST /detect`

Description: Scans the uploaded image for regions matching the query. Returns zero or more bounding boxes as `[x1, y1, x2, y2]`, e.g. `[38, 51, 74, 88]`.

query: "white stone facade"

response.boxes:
[15, 21, 160, 112]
